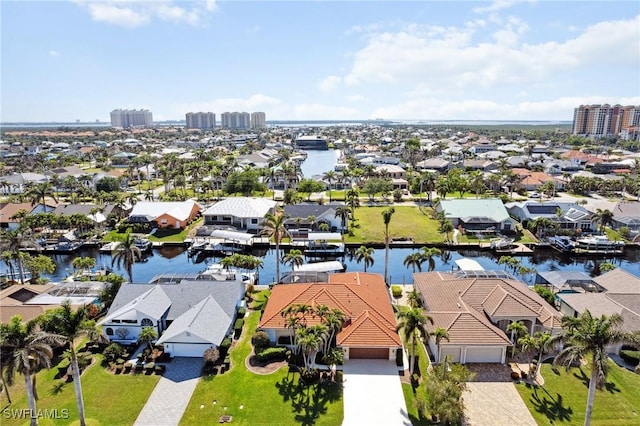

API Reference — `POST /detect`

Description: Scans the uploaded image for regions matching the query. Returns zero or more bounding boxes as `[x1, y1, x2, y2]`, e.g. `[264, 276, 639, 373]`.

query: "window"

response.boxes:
[141, 318, 153, 327]
[251, 218, 258, 224]
[161, 219, 168, 225]
[105, 328, 114, 336]
[122, 319, 137, 324]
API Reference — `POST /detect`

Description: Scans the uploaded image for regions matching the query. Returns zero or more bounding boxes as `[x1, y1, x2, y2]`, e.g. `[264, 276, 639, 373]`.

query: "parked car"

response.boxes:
[530, 192, 541, 198]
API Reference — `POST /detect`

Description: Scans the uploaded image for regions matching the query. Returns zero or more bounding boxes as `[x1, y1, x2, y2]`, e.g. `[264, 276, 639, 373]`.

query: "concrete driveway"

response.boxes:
[463, 382, 536, 426]
[342, 359, 411, 426]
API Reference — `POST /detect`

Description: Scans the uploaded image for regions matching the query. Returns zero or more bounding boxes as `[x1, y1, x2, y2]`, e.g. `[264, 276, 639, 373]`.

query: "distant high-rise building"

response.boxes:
[572, 104, 640, 137]
[110, 109, 153, 128]
[186, 112, 216, 130]
[221, 111, 251, 129]
[251, 112, 266, 128]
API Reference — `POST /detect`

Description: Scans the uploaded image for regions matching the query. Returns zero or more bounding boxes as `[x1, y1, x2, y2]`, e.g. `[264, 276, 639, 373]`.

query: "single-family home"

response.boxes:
[0, 202, 57, 229]
[0, 173, 48, 195]
[413, 270, 563, 364]
[435, 199, 517, 232]
[203, 197, 277, 231]
[511, 168, 561, 191]
[416, 158, 450, 173]
[283, 203, 346, 234]
[610, 201, 640, 233]
[259, 272, 401, 360]
[52, 203, 121, 226]
[100, 280, 244, 357]
[506, 201, 594, 231]
[127, 201, 201, 229]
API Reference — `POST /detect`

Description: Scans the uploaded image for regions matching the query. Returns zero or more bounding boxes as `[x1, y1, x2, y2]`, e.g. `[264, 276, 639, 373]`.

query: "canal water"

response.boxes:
[28, 246, 640, 285]
[300, 149, 340, 178]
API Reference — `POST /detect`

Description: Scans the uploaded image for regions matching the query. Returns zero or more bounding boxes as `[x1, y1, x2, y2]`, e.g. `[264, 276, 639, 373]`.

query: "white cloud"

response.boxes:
[75, 0, 218, 27]
[319, 75, 342, 92]
[345, 94, 366, 102]
[473, 0, 521, 15]
[49, 50, 60, 57]
[331, 14, 639, 93]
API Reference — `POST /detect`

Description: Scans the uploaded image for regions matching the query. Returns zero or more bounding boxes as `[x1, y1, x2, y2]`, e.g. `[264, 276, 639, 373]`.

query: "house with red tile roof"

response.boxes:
[413, 271, 562, 364]
[511, 168, 561, 191]
[259, 272, 401, 360]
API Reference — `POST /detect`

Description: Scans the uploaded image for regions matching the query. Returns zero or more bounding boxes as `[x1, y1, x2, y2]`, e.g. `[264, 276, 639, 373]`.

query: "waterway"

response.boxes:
[300, 149, 340, 178]
[25, 246, 640, 285]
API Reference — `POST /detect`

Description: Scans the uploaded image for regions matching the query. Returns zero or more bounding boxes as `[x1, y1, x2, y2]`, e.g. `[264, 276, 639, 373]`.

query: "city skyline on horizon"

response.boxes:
[2, 1, 639, 123]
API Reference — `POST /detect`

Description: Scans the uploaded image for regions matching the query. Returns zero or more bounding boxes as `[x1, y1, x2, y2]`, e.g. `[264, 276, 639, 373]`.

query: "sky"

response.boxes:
[1, 0, 639, 122]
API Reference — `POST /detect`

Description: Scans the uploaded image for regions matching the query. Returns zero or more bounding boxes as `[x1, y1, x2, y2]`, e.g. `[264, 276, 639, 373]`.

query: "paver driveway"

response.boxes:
[134, 358, 203, 426]
[342, 359, 411, 426]
[463, 382, 536, 426]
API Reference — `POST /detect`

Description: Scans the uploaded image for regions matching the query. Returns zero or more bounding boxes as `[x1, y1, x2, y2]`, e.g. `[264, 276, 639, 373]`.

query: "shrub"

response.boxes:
[391, 285, 403, 298]
[220, 337, 232, 357]
[237, 307, 247, 317]
[234, 319, 244, 330]
[255, 346, 288, 362]
[619, 349, 640, 366]
[103, 343, 125, 363]
[251, 330, 271, 350]
[511, 371, 520, 380]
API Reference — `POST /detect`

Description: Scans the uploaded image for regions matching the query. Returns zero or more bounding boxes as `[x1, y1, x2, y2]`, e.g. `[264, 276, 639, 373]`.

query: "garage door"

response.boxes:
[349, 347, 389, 359]
[169, 343, 214, 358]
[440, 347, 461, 363]
[465, 347, 503, 363]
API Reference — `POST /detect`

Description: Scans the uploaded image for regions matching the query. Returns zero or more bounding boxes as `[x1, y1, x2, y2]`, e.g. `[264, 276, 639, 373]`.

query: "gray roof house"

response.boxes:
[203, 197, 277, 231]
[435, 199, 516, 232]
[506, 201, 594, 231]
[611, 201, 640, 232]
[100, 280, 244, 357]
[283, 203, 347, 234]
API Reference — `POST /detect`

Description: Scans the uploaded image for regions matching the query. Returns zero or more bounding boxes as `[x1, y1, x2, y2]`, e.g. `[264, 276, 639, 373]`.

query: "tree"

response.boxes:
[506, 321, 529, 358]
[354, 245, 374, 272]
[297, 179, 325, 201]
[519, 331, 552, 380]
[138, 326, 158, 351]
[282, 249, 304, 270]
[111, 229, 142, 282]
[42, 302, 108, 426]
[425, 361, 471, 425]
[382, 207, 395, 285]
[261, 209, 290, 283]
[72, 257, 97, 274]
[430, 327, 450, 361]
[99, 274, 125, 309]
[0, 228, 41, 285]
[406, 288, 422, 309]
[552, 311, 640, 426]
[334, 205, 350, 232]
[323, 170, 336, 202]
[594, 208, 614, 233]
[203, 347, 220, 365]
[24, 254, 56, 284]
[396, 308, 433, 375]
[420, 247, 442, 272]
[1, 316, 64, 426]
[403, 252, 424, 273]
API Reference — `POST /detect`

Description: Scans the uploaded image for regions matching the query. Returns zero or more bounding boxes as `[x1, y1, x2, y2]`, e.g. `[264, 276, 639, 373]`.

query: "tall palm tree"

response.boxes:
[519, 331, 552, 379]
[24, 181, 57, 207]
[552, 311, 640, 426]
[334, 205, 350, 233]
[420, 246, 442, 272]
[0, 227, 41, 285]
[594, 208, 614, 233]
[47, 302, 108, 426]
[261, 209, 290, 283]
[138, 326, 158, 351]
[396, 308, 433, 375]
[1, 317, 64, 426]
[403, 252, 424, 273]
[282, 249, 304, 270]
[111, 229, 142, 282]
[323, 170, 336, 202]
[506, 320, 529, 358]
[354, 245, 374, 272]
[430, 327, 450, 362]
[381, 207, 395, 285]
[406, 288, 422, 309]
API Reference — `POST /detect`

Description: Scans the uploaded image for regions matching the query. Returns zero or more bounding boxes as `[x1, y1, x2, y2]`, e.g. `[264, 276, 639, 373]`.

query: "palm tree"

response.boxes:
[323, 170, 336, 202]
[518, 331, 552, 380]
[506, 321, 529, 358]
[296, 325, 327, 372]
[24, 181, 58, 207]
[552, 311, 639, 426]
[594, 208, 614, 233]
[49, 302, 108, 426]
[396, 308, 433, 375]
[1, 317, 64, 426]
[381, 207, 395, 285]
[334, 205, 350, 232]
[406, 288, 422, 309]
[354, 245, 375, 272]
[111, 229, 142, 282]
[420, 246, 442, 272]
[261, 209, 290, 283]
[430, 327, 450, 362]
[282, 249, 304, 270]
[138, 326, 158, 351]
[0, 227, 41, 285]
[403, 252, 424, 273]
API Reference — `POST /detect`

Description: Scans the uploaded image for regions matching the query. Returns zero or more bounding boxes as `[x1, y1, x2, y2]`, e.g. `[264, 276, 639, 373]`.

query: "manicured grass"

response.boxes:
[181, 311, 343, 425]
[148, 228, 187, 242]
[346, 206, 444, 244]
[0, 353, 160, 426]
[515, 362, 640, 425]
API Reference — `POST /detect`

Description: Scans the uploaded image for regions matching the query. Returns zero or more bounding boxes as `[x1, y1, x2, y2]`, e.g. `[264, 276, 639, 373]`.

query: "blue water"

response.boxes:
[30, 246, 640, 285]
[300, 150, 340, 178]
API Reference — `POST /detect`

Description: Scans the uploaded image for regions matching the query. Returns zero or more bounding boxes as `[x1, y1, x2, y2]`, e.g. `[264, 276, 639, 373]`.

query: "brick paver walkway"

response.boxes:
[134, 358, 203, 426]
[463, 382, 536, 426]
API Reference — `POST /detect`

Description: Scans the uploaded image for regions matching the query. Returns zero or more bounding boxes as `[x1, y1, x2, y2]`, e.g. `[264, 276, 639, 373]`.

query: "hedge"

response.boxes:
[255, 346, 288, 362]
[391, 285, 403, 298]
[237, 307, 247, 317]
[234, 319, 244, 330]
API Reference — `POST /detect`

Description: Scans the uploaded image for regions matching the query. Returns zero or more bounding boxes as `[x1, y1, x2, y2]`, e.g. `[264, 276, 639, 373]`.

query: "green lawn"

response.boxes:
[0, 353, 160, 426]
[181, 311, 344, 425]
[346, 206, 444, 244]
[515, 362, 640, 425]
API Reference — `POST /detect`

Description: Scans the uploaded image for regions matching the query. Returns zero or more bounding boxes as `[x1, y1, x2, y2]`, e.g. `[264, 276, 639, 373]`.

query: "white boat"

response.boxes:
[99, 242, 120, 253]
[303, 232, 345, 257]
[574, 235, 625, 251]
[489, 237, 515, 250]
[199, 263, 256, 285]
[134, 238, 152, 251]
